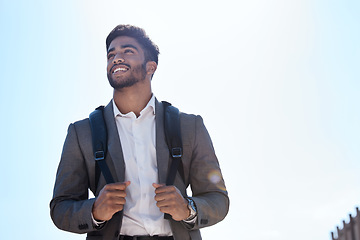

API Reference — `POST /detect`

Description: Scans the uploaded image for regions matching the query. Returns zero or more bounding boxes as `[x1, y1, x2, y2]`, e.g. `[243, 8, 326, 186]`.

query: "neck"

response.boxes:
[113, 81, 152, 117]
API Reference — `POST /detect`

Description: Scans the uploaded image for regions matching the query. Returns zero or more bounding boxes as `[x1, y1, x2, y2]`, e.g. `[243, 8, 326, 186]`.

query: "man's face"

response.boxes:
[106, 36, 147, 90]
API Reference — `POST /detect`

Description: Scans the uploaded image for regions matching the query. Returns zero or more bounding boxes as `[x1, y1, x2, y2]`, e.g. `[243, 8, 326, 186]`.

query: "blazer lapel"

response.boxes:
[155, 99, 170, 184]
[102, 99, 169, 184]
[103, 101, 126, 183]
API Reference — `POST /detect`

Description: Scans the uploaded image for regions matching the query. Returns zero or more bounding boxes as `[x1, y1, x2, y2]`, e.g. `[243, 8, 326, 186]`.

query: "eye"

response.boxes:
[107, 53, 114, 60]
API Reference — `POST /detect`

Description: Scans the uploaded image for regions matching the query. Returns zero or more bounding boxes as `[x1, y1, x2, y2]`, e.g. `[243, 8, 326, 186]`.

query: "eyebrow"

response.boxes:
[107, 44, 139, 55]
[107, 47, 115, 55]
[121, 44, 138, 51]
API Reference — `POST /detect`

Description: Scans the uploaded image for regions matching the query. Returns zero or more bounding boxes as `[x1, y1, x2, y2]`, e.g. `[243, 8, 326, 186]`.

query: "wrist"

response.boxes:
[91, 212, 106, 227]
[92, 201, 106, 222]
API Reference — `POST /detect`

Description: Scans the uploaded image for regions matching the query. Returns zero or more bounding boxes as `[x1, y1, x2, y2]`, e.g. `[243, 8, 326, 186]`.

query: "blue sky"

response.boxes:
[0, 0, 359, 239]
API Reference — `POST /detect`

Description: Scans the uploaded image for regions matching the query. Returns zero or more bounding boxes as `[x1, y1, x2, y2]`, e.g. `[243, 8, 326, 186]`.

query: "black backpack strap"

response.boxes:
[162, 101, 185, 220]
[89, 106, 115, 185]
[162, 101, 185, 186]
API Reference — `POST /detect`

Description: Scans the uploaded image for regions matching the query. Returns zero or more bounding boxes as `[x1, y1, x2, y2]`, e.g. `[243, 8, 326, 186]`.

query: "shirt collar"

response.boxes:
[113, 94, 156, 118]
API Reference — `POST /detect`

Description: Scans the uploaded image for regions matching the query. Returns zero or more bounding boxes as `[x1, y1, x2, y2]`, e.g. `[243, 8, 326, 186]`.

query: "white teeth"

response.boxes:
[113, 67, 127, 73]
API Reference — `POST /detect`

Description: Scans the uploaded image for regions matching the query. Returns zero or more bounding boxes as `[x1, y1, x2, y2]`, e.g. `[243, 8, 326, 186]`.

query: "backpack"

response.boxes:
[88, 101, 185, 189]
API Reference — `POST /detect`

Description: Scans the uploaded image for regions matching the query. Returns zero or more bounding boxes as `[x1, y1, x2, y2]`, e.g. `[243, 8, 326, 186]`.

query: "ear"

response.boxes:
[146, 61, 157, 75]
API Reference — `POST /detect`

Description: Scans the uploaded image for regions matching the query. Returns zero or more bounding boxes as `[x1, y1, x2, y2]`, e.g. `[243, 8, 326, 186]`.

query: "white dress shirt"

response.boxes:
[112, 95, 172, 236]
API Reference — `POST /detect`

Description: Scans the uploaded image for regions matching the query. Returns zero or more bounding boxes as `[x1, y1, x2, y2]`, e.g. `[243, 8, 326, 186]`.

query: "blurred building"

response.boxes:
[332, 207, 360, 240]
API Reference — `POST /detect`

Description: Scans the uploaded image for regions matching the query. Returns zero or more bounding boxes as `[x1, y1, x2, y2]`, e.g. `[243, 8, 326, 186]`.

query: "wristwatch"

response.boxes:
[185, 197, 197, 221]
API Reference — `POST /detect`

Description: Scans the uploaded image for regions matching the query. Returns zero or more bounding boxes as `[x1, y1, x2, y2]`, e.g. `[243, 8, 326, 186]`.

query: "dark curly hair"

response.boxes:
[106, 25, 160, 64]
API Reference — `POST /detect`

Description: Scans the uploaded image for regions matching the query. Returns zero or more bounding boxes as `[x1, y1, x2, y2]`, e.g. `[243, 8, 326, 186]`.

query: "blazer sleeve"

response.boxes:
[50, 123, 98, 234]
[187, 115, 229, 229]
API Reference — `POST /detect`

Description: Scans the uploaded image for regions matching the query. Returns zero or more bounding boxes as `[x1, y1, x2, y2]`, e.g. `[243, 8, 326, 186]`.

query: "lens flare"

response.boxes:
[208, 170, 227, 191]
[208, 170, 221, 184]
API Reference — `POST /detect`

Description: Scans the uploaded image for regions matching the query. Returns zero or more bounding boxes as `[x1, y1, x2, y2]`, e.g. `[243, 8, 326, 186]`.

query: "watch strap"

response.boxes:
[185, 197, 197, 221]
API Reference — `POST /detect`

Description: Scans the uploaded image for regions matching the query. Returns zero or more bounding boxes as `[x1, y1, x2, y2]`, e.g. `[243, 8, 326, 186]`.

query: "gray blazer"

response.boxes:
[50, 99, 229, 240]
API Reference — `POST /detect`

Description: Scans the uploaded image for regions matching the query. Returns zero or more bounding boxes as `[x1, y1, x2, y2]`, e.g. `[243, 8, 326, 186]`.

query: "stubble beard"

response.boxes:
[107, 62, 147, 90]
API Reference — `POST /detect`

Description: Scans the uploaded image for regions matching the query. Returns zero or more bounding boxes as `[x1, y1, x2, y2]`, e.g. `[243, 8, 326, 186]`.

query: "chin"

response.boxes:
[108, 77, 139, 90]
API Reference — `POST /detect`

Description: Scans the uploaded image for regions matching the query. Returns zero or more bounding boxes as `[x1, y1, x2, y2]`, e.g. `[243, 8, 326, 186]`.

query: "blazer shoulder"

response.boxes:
[72, 117, 90, 128]
[179, 111, 204, 128]
[69, 118, 91, 137]
[179, 111, 201, 121]
[178, 111, 206, 146]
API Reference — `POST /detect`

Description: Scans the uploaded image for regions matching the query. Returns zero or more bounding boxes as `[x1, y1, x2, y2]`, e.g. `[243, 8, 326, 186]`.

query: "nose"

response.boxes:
[113, 53, 125, 64]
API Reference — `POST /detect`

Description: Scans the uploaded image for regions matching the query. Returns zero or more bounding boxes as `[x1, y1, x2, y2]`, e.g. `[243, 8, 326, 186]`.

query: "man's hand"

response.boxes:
[92, 181, 131, 221]
[153, 183, 190, 221]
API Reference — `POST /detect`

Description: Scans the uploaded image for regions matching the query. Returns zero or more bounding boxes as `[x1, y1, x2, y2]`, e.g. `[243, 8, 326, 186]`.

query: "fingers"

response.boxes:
[105, 181, 131, 191]
[152, 183, 189, 221]
[104, 181, 130, 199]
[101, 181, 131, 199]
[92, 181, 131, 221]
[152, 183, 167, 195]
[152, 183, 165, 189]
[153, 184, 176, 201]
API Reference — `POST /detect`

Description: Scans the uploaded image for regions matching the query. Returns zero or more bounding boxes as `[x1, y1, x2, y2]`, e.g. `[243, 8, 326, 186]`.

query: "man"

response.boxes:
[50, 25, 229, 240]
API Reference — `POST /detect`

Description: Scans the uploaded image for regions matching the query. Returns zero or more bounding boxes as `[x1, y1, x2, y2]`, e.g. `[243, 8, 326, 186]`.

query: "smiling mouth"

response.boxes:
[112, 65, 130, 74]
